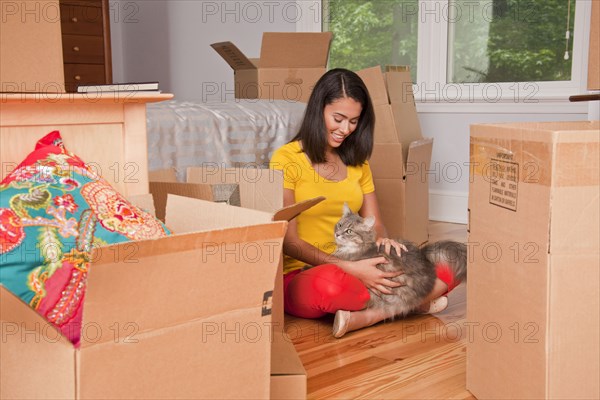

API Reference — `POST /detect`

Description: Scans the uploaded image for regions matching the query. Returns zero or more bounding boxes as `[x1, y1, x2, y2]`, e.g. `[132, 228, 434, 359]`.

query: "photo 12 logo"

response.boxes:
[201, 1, 321, 24]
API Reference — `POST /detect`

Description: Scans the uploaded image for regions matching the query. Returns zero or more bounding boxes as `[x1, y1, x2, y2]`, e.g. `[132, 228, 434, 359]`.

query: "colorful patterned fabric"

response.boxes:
[0, 131, 171, 346]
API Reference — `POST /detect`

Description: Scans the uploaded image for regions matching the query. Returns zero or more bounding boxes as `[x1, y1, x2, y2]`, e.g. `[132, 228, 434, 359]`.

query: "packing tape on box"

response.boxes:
[470, 137, 599, 187]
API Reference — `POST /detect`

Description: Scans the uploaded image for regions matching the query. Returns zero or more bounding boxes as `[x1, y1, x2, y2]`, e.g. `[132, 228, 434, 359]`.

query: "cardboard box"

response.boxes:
[357, 66, 433, 244]
[212, 32, 332, 103]
[0, 0, 65, 92]
[0, 189, 318, 399]
[466, 120, 600, 399]
[149, 166, 312, 399]
[270, 336, 307, 399]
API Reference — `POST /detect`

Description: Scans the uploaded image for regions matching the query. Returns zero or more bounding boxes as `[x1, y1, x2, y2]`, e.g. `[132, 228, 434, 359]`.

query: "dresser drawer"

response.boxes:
[64, 63, 106, 91]
[62, 34, 105, 64]
[60, 4, 104, 36]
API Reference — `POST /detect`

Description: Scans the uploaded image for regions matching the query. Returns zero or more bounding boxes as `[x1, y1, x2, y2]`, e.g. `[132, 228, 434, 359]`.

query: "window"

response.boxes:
[321, 0, 590, 109]
[448, 0, 575, 83]
[324, 0, 419, 81]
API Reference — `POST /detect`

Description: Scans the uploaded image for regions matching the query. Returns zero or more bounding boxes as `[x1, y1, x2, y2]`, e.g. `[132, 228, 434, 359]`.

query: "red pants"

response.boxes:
[283, 263, 463, 319]
[283, 264, 371, 319]
[436, 262, 461, 295]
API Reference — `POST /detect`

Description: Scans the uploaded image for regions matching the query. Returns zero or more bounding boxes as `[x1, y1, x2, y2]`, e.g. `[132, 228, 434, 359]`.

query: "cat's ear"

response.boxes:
[342, 203, 352, 216]
[363, 216, 376, 229]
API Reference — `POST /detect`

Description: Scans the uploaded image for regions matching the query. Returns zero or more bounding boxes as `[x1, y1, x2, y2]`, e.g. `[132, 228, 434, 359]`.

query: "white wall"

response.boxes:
[110, 0, 594, 224]
[110, 0, 299, 100]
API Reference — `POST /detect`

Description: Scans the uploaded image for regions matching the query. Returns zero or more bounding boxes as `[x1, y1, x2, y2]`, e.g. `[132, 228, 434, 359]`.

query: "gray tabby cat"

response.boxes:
[334, 204, 467, 318]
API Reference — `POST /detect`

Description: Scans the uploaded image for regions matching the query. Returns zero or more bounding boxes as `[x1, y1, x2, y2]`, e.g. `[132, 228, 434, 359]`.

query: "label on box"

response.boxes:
[489, 158, 519, 211]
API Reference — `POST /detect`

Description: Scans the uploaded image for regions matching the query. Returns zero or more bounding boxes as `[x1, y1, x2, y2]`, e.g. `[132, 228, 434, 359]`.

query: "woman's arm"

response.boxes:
[282, 188, 338, 266]
[283, 189, 401, 295]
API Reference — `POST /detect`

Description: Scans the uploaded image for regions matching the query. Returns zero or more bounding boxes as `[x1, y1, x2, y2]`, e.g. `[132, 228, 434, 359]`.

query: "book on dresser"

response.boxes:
[76, 81, 161, 93]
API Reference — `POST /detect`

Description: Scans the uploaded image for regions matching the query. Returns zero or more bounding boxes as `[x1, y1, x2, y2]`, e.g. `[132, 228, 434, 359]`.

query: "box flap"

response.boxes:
[356, 66, 389, 106]
[373, 178, 406, 240]
[128, 193, 156, 217]
[187, 167, 283, 213]
[404, 138, 433, 244]
[384, 65, 413, 103]
[259, 32, 332, 68]
[271, 336, 306, 376]
[211, 41, 256, 70]
[249, 57, 260, 67]
[148, 168, 178, 182]
[150, 181, 213, 221]
[270, 336, 307, 400]
[82, 219, 286, 348]
[273, 196, 325, 222]
[372, 104, 399, 144]
[150, 181, 240, 222]
[391, 102, 423, 162]
[0, 286, 75, 400]
[165, 194, 273, 232]
[0, 285, 72, 347]
[369, 143, 405, 179]
[385, 67, 423, 154]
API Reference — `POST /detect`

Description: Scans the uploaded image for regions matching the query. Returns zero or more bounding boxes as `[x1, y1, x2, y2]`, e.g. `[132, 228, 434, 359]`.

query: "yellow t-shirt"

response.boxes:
[269, 141, 375, 273]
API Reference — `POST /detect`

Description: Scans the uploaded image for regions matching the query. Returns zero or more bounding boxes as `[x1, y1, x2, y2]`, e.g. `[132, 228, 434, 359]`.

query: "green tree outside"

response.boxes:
[325, 0, 575, 83]
[325, 0, 419, 81]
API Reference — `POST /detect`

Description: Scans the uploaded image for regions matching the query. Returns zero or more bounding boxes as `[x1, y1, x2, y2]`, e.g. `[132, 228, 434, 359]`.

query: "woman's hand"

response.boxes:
[338, 257, 403, 296]
[376, 238, 407, 257]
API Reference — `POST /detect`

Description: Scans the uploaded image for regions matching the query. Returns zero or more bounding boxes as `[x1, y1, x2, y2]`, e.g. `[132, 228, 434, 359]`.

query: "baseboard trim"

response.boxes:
[429, 189, 468, 224]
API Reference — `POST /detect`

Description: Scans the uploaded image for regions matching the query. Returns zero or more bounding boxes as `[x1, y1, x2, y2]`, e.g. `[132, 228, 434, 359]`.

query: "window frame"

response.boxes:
[302, 0, 591, 114]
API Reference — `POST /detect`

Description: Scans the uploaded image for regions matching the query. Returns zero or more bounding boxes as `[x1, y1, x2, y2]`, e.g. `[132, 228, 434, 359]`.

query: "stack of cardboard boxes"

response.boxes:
[357, 66, 433, 245]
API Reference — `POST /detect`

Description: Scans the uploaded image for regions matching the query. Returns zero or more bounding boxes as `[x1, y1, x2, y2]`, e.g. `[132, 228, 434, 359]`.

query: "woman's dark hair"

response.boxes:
[291, 68, 375, 166]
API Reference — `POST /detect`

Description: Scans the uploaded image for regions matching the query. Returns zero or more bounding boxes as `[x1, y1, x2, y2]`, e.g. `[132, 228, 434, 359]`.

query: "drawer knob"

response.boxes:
[74, 75, 81, 81]
[71, 17, 78, 23]
[73, 46, 80, 52]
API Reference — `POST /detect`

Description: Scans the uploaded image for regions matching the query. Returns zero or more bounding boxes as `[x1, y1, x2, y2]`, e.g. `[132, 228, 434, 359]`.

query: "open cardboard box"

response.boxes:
[211, 32, 332, 103]
[149, 166, 311, 399]
[1, 176, 319, 399]
[357, 66, 433, 244]
[467, 120, 600, 399]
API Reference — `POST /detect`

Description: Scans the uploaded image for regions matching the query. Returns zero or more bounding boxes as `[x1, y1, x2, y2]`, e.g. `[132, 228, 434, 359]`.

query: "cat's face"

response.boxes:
[334, 204, 376, 251]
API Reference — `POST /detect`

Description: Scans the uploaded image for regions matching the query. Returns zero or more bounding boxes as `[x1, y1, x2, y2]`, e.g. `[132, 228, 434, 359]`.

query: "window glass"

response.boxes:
[448, 0, 575, 83]
[325, 0, 419, 81]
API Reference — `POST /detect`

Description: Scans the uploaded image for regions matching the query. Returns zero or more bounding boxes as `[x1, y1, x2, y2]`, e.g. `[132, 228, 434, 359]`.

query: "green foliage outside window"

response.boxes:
[325, 0, 575, 83]
[452, 0, 574, 82]
[325, 0, 418, 81]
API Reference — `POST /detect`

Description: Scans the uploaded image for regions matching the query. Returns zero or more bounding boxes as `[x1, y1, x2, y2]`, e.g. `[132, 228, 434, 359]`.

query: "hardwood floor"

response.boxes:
[284, 221, 475, 399]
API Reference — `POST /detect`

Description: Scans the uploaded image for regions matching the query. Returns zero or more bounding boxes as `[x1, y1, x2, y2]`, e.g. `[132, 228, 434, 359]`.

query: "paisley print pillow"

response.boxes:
[0, 131, 171, 346]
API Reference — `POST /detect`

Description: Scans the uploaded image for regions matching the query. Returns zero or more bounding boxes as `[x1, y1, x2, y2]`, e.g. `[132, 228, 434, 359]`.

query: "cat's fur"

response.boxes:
[333, 204, 467, 318]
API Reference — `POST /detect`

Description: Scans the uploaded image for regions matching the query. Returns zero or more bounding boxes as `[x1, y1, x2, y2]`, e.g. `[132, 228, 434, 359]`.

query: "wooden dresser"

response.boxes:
[60, 0, 112, 92]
